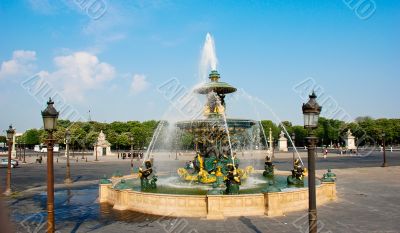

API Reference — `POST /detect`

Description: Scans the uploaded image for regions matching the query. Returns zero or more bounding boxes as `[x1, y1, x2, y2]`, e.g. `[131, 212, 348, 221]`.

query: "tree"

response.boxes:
[105, 130, 118, 149]
[117, 133, 131, 148]
[108, 121, 129, 134]
[86, 131, 100, 149]
[292, 126, 307, 147]
[57, 119, 72, 129]
[180, 132, 194, 150]
[23, 129, 41, 146]
[0, 135, 7, 144]
[260, 120, 279, 144]
[53, 126, 67, 145]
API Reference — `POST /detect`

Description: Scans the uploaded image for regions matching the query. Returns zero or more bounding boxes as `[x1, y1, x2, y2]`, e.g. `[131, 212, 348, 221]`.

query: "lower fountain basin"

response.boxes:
[99, 172, 336, 219]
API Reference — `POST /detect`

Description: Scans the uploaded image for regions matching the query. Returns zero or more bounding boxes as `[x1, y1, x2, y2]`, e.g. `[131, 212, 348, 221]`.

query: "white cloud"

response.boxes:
[130, 74, 149, 94]
[0, 50, 37, 79]
[41, 51, 116, 102]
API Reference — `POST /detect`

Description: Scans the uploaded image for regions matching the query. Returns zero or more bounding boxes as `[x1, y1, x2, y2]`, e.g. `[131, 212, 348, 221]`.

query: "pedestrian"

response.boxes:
[323, 148, 328, 159]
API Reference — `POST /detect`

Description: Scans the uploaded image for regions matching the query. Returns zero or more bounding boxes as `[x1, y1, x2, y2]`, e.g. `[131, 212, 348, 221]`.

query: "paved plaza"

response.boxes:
[1, 151, 399, 233]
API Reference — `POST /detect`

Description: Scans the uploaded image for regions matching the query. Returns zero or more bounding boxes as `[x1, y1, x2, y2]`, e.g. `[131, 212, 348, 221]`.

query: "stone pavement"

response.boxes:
[5, 165, 400, 233]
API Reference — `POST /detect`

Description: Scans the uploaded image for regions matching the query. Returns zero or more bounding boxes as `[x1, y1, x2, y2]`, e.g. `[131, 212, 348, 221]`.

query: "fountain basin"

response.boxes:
[99, 176, 336, 219]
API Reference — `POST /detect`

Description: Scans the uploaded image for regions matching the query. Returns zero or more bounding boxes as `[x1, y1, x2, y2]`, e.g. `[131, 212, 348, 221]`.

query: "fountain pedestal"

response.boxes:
[278, 131, 288, 152]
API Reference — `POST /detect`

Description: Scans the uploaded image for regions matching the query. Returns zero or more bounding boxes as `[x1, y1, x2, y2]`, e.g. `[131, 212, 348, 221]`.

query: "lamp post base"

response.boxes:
[3, 189, 12, 196]
[64, 178, 73, 184]
[381, 162, 388, 167]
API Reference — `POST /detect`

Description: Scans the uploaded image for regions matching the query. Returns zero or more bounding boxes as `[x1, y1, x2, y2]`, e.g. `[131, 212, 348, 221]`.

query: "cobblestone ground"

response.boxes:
[2, 152, 400, 233]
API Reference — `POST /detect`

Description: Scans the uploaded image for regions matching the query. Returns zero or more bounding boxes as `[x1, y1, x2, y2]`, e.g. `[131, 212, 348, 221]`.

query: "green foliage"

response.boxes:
[180, 132, 194, 149]
[17, 117, 400, 151]
[292, 126, 307, 147]
[22, 129, 41, 146]
[260, 120, 280, 142]
[0, 135, 6, 143]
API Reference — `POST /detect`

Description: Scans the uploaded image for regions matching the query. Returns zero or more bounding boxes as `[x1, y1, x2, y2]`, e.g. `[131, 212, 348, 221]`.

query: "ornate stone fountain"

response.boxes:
[98, 70, 337, 219]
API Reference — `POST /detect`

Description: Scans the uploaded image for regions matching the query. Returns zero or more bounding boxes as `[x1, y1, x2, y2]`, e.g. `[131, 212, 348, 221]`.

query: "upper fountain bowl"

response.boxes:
[196, 70, 237, 94]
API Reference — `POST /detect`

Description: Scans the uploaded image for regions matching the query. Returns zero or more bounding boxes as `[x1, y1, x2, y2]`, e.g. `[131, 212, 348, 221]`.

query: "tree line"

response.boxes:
[10, 120, 159, 150]
[3, 117, 399, 150]
[261, 117, 400, 147]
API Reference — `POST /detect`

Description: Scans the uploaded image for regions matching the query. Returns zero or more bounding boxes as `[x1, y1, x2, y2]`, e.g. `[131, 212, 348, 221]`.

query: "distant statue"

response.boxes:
[346, 129, 352, 136]
[139, 160, 157, 190]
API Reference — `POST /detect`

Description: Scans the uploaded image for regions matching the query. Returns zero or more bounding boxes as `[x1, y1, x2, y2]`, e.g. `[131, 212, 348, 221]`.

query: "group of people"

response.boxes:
[118, 152, 143, 160]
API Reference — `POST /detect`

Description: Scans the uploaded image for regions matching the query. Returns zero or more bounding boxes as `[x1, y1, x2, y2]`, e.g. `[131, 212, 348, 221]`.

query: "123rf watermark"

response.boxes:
[74, 0, 108, 20]
[343, 0, 376, 20]
[293, 77, 377, 156]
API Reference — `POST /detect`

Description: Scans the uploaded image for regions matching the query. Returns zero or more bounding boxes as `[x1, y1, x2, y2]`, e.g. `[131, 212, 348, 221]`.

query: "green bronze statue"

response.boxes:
[321, 169, 336, 182]
[139, 160, 157, 191]
[207, 182, 224, 195]
[100, 174, 112, 184]
[262, 180, 281, 193]
[114, 179, 130, 190]
[225, 164, 241, 195]
[263, 155, 274, 178]
[287, 159, 306, 186]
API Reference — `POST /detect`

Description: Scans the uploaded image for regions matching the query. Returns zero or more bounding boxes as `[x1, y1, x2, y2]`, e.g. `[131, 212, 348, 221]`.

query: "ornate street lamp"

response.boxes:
[81, 140, 86, 160]
[64, 129, 72, 184]
[23, 138, 26, 164]
[291, 132, 296, 167]
[302, 91, 322, 233]
[4, 125, 15, 196]
[130, 136, 134, 165]
[41, 98, 59, 233]
[381, 132, 387, 167]
[95, 140, 99, 162]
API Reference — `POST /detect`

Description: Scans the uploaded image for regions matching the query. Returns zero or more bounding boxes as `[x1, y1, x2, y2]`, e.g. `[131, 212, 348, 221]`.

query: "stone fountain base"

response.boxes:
[99, 175, 336, 219]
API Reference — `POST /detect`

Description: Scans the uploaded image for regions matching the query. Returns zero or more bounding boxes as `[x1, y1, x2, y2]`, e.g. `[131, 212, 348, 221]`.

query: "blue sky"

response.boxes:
[0, 0, 399, 132]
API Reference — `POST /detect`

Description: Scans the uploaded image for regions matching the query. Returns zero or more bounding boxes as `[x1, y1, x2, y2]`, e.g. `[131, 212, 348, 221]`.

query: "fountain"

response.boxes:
[99, 34, 337, 219]
[175, 69, 257, 194]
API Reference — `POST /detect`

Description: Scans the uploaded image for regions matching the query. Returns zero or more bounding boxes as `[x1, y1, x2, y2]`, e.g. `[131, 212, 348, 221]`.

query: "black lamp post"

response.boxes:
[175, 130, 179, 160]
[65, 129, 72, 184]
[4, 125, 15, 196]
[95, 141, 98, 162]
[81, 141, 86, 160]
[130, 136, 134, 165]
[23, 138, 26, 164]
[302, 91, 322, 233]
[291, 132, 296, 167]
[381, 132, 387, 167]
[41, 98, 59, 233]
